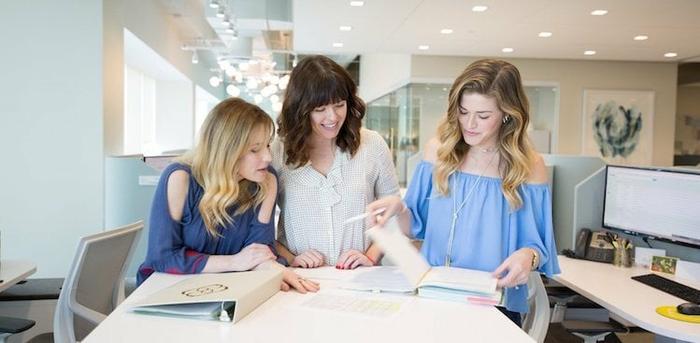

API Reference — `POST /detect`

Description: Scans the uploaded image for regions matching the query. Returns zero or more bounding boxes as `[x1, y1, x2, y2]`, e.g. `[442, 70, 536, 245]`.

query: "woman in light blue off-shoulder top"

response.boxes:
[368, 59, 560, 325]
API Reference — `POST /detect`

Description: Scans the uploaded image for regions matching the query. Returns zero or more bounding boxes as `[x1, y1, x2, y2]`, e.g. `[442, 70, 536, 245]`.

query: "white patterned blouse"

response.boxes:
[272, 128, 400, 265]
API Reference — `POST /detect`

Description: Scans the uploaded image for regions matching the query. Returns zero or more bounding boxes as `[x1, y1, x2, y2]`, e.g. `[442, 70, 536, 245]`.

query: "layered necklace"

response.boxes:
[444, 148, 498, 267]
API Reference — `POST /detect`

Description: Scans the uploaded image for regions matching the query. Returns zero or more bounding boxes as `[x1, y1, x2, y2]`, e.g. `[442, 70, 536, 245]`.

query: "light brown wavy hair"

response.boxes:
[277, 55, 365, 168]
[435, 59, 536, 209]
[178, 98, 274, 237]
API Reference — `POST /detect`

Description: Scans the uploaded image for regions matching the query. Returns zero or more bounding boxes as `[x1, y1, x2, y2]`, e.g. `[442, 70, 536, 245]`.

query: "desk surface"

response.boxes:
[85, 267, 534, 343]
[554, 256, 700, 342]
[0, 259, 37, 293]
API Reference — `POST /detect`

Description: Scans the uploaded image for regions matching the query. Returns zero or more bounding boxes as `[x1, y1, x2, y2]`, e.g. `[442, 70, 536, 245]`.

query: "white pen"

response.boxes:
[342, 208, 386, 226]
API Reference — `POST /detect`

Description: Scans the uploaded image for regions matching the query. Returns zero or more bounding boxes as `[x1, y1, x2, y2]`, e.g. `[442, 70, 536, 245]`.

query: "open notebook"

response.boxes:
[344, 217, 502, 305]
[130, 269, 282, 322]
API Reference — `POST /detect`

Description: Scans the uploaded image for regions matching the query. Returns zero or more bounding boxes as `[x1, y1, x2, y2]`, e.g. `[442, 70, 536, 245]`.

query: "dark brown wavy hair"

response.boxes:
[277, 55, 366, 168]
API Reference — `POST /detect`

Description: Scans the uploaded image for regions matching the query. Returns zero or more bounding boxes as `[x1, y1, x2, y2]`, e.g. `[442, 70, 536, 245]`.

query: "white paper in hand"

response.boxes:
[365, 216, 431, 287]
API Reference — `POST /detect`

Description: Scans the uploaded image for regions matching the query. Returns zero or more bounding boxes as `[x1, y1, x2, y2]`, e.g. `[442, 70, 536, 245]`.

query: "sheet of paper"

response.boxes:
[365, 217, 431, 287]
[340, 266, 415, 293]
[293, 266, 356, 282]
[300, 293, 404, 318]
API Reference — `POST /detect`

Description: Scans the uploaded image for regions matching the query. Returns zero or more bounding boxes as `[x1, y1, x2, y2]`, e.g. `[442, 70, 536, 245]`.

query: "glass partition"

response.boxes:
[366, 83, 558, 186]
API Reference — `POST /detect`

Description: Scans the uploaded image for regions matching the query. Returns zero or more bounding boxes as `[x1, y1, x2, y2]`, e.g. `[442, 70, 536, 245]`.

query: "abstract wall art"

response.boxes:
[582, 90, 655, 165]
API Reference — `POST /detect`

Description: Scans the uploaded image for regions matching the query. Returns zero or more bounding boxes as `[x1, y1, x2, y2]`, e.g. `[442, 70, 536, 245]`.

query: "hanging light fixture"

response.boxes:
[209, 75, 221, 87]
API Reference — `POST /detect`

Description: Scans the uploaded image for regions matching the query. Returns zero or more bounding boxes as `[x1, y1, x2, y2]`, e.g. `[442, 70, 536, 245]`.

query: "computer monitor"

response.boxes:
[603, 165, 700, 247]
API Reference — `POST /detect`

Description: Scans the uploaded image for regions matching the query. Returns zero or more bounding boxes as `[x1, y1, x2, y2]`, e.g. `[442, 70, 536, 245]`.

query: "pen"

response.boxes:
[343, 208, 386, 226]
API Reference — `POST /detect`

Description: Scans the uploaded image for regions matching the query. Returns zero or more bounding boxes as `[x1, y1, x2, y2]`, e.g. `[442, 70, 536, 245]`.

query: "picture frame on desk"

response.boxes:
[581, 89, 655, 166]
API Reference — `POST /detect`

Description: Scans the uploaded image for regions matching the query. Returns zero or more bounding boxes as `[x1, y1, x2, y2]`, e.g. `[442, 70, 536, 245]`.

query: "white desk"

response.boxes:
[0, 260, 37, 293]
[554, 256, 700, 343]
[84, 267, 534, 342]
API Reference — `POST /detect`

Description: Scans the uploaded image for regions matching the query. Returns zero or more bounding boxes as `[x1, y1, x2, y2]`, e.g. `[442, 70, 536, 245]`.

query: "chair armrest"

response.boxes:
[68, 301, 108, 325]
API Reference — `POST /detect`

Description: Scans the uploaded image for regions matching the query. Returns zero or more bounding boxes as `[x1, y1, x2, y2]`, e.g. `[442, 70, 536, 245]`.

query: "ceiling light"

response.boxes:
[216, 8, 225, 18]
[222, 16, 231, 26]
[225, 27, 235, 34]
[502, 47, 514, 53]
[332, 42, 344, 48]
[209, 0, 219, 9]
[191, 50, 199, 64]
[418, 45, 430, 50]
[209, 76, 221, 87]
[349, 1, 364, 6]
[226, 85, 240, 97]
[584, 50, 596, 56]
[664, 52, 678, 58]
[472, 5, 488, 12]
[590, 9, 608, 16]
[538, 31, 552, 38]
[246, 79, 259, 89]
[339, 25, 352, 31]
[440, 28, 453, 34]
[634, 35, 648, 41]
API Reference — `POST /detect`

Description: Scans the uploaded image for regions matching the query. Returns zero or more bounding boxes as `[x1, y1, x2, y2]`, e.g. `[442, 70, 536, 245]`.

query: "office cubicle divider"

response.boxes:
[542, 155, 605, 251]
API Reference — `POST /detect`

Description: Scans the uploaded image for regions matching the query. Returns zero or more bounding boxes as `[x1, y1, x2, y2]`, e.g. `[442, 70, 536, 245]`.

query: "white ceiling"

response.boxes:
[293, 0, 700, 62]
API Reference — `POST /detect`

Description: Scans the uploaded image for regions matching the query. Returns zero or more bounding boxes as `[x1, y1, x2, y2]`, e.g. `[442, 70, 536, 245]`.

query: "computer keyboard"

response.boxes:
[631, 273, 700, 304]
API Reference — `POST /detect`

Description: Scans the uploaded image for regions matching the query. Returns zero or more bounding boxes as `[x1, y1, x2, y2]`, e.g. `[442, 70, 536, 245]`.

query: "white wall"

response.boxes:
[0, 1, 104, 277]
[358, 53, 412, 103]
[410, 56, 678, 166]
[155, 80, 194, 153]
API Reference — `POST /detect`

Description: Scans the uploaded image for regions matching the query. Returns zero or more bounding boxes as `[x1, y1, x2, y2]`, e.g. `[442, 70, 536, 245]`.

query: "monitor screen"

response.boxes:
[603, 165, 700, 247]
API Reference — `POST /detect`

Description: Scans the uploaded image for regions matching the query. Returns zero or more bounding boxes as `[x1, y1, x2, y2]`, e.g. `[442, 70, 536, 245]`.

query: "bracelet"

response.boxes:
[528, 248, 539, 270]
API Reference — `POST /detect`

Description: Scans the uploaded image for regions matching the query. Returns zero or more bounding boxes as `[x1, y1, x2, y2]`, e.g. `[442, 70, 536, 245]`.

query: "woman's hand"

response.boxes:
[280, 268, 320, 293]
[290, 249, 325, 268]
[366, 195, 405, 227]
[492, 248, 536, 288]
[336, 249, 375, 269]
[229, 243, 276, 271]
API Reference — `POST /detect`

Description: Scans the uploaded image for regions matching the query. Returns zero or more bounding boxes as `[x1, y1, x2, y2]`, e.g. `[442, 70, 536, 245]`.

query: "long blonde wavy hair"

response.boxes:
[434, 59, 536, 209]
[178, 98, 274, 237]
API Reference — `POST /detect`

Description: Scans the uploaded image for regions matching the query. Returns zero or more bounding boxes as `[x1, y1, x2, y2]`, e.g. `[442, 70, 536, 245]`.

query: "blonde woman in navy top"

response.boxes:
[138, 98, 319, 293]
[368, 59, 560, 325]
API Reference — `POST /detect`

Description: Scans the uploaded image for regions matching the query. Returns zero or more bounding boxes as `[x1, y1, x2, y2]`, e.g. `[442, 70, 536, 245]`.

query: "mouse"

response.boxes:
[676, 302, 700, 315]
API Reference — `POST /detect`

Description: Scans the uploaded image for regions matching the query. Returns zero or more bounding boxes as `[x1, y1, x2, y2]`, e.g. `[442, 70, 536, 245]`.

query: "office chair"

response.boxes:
[52, 221, 143, 343]
[0, 316, 35, 342]
[522, 272, 550, 343]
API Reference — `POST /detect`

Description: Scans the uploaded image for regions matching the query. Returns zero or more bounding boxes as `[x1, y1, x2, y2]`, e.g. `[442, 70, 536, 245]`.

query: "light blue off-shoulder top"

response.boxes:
[404, 161, 560, 313]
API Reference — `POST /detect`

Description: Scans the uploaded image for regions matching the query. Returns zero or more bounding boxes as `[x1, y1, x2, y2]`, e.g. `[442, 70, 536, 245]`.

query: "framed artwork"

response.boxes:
[582, 90, 655, 165]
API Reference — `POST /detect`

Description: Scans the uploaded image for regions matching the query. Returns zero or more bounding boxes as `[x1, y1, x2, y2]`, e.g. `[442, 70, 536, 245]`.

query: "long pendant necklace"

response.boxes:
[444, 150, 498, 267]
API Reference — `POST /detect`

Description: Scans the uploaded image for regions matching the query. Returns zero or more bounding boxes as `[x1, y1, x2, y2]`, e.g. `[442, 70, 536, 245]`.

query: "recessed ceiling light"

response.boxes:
[472, 5, 488, 12]
[664, 52, 678, 58]
[584, 50, 596, 55]
[418, 45, 430, 50]
[339, 25, 352, 31]
[332, 42, 344, 48]
[349, 1, 364, 6]
[538, 31, 552, 38]
[633, 35, 648, 41]
[502, 47, 514, 53]
[590, 9, 608, 16]
[440, 28, 453, 34]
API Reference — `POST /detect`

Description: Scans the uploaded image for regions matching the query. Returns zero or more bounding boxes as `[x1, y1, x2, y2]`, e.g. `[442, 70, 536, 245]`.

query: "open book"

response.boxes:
[130, 269, 282, 322]
[344, 217, 502, 305]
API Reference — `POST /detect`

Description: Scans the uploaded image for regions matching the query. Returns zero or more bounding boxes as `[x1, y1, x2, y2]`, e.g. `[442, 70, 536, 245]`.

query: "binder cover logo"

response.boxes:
[181, 284, 229, 297]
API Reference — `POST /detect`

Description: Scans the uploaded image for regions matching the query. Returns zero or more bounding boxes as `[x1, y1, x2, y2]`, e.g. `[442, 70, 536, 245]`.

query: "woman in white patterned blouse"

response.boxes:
[272, 55, 400, 269]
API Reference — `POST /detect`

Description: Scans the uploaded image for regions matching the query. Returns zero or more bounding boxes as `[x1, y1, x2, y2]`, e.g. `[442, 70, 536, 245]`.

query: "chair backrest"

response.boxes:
[522, 272, 551, 343]
[53, 221, 143, 343]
